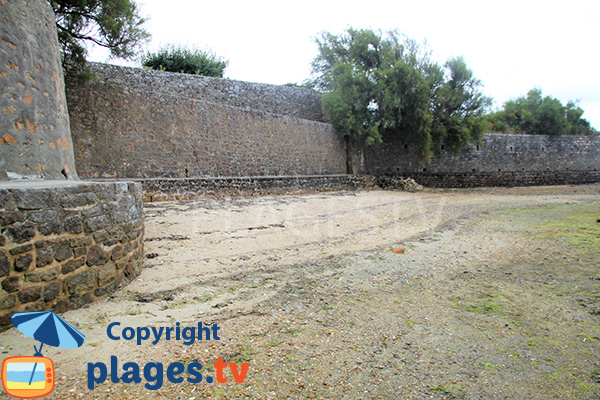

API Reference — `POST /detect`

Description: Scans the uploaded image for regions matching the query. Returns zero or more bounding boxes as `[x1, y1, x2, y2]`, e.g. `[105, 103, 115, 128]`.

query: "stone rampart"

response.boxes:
[365, 133, 600, 187]
[66, 64, 346, 180]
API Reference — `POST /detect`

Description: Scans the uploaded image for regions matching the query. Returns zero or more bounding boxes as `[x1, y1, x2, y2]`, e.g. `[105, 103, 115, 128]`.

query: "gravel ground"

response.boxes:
[1, 185, 599, 399]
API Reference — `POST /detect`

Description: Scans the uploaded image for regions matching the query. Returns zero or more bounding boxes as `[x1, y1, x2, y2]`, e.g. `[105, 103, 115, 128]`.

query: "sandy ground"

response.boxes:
[1, 185, 599, 399]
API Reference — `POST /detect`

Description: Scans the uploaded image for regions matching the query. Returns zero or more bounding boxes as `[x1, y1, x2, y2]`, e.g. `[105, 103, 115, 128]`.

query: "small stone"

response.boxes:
[36, 248, 54, 268]
[9, 244, 32, 255]
[0, 294, 16, 310]
[64, 270, 96, 295]
[38, 222, 62, 236]
[26, 209, 58, 224]
[98, 264, 116, 287]
[14, 254, 33, 272]
[25, 266, 58, 283]
[110, 246, 123, 261]
[61, 258, 84, 274]
[393, 247, 406, 254]
[17, 286, 41, 304]
[86, 245, 107, 266]
[52, 242, 72, 262]
[64, 215, 83, 234]
[43, 282, 60, 302]
[2, 277, 21, 292]
[0, 313, 12, 328]
[5, 224, 35, 244]
[0, 210, 25, 225]
[13, 189, 55, 210]
[0, 253, 9, 277]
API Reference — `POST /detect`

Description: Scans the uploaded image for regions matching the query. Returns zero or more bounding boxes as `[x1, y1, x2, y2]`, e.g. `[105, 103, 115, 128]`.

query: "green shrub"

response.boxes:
[142, 45, 228, 77]
[489, 89, 598, 136]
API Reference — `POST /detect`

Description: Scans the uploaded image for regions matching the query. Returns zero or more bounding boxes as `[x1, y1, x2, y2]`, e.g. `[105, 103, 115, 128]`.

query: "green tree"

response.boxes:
[490, 89, 597, 136]
[308, 28, 490, 160]
[141, 45, 228, 77]
[51, 0, 150, 76]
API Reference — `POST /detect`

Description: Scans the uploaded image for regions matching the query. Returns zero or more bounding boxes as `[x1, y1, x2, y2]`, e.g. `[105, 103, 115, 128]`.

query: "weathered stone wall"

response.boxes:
[135, 175, 375, 202]
[83, 63, 325, 121]
[0, 181, 144, 330]
[0, 0, 77, 180]
[66, 64, 346, 180]
[364, 133, 600, 187]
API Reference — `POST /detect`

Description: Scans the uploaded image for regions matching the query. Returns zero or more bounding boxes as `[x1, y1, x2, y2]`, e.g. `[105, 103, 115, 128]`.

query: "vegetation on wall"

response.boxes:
[51, 0, 149, 77]
[487, 89, 598, 136]
[307, 28, 491, 160]
[141, 45, 229, 77]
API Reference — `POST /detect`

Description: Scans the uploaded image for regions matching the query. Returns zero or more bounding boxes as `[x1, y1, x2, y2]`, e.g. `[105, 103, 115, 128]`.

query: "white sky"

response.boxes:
[89, 0, 600, 129]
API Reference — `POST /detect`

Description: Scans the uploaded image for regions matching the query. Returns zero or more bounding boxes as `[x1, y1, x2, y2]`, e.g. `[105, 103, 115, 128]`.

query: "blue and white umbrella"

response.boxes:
[10, 311, 85, 386]
[11, 311, 86, 355]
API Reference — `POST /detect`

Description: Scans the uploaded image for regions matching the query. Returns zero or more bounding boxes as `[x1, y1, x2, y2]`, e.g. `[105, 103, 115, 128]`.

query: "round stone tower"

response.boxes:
[0, 0, 77, 180]
[0, 0, 144, 331]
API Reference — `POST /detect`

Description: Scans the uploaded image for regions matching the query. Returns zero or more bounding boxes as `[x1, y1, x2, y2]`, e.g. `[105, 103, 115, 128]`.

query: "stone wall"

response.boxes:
[66, 64, 346, 180]
[83, 63, 325, 121]
[365, 133, 600, 187]
[0, 0, 77, 180]
[0, 181, 144, 330]
[135, 175, 375, 202]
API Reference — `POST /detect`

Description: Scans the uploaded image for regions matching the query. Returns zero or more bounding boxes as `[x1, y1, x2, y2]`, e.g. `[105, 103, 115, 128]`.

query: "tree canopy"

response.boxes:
[141, 45, 228, 78]
[308, 28, 491, 160]
[51, 0, 150, 76]
[487, 89, 598, 136]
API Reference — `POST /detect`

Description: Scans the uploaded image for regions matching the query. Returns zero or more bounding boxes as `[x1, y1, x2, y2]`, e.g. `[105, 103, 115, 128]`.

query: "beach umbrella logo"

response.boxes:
[1, 311, 85, 399]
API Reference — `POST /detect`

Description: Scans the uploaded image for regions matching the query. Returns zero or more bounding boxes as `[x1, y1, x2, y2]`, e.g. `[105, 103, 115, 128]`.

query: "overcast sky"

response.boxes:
[89, 0, 600, 129]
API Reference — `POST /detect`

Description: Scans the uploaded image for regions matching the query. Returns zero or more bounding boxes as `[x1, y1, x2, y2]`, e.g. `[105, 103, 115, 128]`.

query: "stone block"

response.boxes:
[38, 222, 63, 236]
[0, 294, 16, 310]
[17, 285, 41, 304]
[61, 258, 85, 274]
[0, 313, 12, 328]
[13, 189, 56, 210]
[36, 248, 54, 268]
[13, 254, 33, 272]
[5, 224, 36, 244]
[2, 277, 21, 293]
[27, 209, 58, 224]
[59, 192, 98, 208]
[69, 236, 93, 248]
[63, 214, 83, 234]
[43, 282, 60, 302]
[98, 264, 116, 287]
[52, 241, 73, 262]
[9, 244, 32, 255]
[25, 266, 58, 283]
[86, 245, 107, 266]
[0, 210, 26, 225]
[0, 253, 9, 277]
[110, 246, 123, 261]
[64, 269, 96, 295]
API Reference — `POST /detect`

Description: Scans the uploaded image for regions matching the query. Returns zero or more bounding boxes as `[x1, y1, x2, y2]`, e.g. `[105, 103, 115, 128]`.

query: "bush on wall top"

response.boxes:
[142, 45, 228, 78]
[486, 89, 598, 136]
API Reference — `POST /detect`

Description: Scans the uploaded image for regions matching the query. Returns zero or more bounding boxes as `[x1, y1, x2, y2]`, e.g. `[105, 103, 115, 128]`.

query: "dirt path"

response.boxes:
[1, 185, 599, 399]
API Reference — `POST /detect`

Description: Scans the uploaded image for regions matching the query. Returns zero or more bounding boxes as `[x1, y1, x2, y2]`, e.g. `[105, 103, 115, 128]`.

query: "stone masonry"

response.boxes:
[0, 0, 77, 180]
[364, 133, 600, 187]
[66, 64, 347, 180]
[0, 180, 144, 331]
